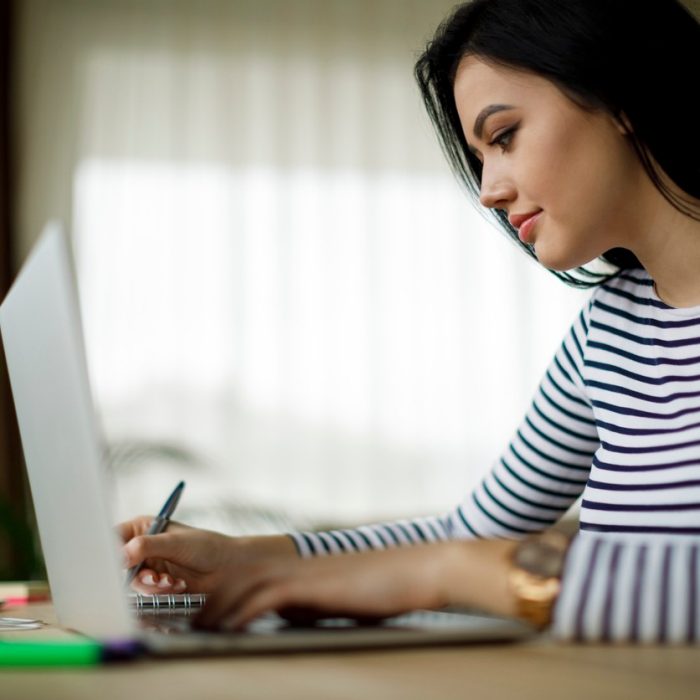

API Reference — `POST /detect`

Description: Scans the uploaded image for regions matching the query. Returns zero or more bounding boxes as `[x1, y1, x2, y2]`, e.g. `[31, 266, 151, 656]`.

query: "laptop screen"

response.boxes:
[0, 223, 133, 638]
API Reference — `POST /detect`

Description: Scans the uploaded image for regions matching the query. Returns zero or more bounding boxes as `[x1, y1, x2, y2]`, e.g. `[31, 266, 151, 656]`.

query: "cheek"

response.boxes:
[518, 124, 577, 210]
[517, 112, 638, 270]
[528, 123, 629, 229]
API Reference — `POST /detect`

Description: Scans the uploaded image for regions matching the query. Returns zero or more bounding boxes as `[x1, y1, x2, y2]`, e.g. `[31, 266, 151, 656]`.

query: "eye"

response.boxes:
[489, 125, 518, 153]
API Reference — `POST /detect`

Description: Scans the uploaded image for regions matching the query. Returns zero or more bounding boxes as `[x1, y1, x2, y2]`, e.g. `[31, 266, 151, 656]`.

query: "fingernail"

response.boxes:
[141, 574, 155, 586]
[174, 579, 187, 591]
[157, 576, 172, 588]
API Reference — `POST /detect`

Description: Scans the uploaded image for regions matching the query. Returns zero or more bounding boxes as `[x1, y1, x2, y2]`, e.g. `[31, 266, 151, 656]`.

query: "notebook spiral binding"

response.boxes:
[130, 593, 207, 610]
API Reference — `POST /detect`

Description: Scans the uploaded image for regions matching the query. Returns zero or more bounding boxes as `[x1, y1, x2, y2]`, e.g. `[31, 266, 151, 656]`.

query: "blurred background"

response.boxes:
[4, 0, 695, 579]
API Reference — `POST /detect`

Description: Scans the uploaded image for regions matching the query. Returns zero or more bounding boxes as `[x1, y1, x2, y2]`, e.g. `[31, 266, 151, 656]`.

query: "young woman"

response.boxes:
[120, 0, 700, 643]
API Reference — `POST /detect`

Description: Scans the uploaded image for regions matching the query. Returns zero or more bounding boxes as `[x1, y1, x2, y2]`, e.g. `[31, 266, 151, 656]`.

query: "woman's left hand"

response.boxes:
[194, 538, 517, 630]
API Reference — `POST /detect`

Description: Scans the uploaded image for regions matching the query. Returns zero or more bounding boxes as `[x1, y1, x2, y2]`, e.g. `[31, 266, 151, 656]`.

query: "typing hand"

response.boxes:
[193, 543, 455, 631]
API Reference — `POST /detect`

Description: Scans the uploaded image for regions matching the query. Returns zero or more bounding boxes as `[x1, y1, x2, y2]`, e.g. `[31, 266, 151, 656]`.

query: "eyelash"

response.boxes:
[489, 126, 518, 153]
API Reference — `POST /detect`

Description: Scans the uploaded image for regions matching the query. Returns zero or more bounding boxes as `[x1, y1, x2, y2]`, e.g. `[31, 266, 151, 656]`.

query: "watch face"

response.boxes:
[513, 536, 568, 578]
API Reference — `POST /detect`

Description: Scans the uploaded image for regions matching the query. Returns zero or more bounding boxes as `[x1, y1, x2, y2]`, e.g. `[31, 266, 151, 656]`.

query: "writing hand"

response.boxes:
[119, 515, 298, 595]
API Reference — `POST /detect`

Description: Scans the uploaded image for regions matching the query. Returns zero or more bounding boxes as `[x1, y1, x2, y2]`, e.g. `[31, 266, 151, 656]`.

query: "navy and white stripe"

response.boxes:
[290, 268, 700, 642]
[553, 536, 700, 643]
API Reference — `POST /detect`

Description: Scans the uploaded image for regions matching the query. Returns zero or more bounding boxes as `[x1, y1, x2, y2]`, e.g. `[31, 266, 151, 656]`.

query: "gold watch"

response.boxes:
[508, 531, 570, 629]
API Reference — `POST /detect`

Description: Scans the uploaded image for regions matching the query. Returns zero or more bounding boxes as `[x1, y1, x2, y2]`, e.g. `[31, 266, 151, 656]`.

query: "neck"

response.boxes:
[625, 183, 700, 309]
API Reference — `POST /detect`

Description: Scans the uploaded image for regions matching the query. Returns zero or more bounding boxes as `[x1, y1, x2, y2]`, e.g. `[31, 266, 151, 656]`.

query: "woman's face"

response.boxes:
[453, 56, 646, 271]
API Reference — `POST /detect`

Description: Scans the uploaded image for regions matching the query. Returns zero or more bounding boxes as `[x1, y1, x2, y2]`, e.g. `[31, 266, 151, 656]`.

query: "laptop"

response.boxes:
[0, 223, 533, 655]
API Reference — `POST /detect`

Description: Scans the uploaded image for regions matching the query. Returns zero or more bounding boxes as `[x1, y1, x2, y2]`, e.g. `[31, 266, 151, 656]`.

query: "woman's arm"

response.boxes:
[291, 298, 598, 557]
[193, 530, 700, 644]
[194, 538, 522, 630]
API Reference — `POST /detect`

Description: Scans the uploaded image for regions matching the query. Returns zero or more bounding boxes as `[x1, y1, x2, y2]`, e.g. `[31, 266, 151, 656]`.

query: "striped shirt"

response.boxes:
[291, 268, 700, 643]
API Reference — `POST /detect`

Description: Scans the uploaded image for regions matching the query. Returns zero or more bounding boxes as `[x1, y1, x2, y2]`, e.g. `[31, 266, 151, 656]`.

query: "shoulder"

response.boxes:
[589, 266, 654, 314]
[569, 267, 653, 346]
[597, 266, 652, 293]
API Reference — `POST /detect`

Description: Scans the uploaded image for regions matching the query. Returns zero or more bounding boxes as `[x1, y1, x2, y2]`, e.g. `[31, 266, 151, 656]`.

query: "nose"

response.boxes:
[478, 161, 516, 210]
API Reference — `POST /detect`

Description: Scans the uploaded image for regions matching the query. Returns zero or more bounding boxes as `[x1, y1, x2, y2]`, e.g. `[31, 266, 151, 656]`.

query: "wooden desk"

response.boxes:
[1, 602, 698, 700]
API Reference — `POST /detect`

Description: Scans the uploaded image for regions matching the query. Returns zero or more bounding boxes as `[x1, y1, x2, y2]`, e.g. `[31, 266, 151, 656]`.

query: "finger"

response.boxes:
[194, 589, 241, 630]
[133, 558, 192, 592]
[220, 583, 293, 631]
[130, 570, 181, 594]
[123, 532, 179, 569]
[276, 605, 385, 626]
[116, 515, 154, 543]
[117, 516, 191, 544]
[194, 565, 275, 629]
[218, 572, 323, 631]
[278, 605, 330, 626]
[129, 568, 165, 594]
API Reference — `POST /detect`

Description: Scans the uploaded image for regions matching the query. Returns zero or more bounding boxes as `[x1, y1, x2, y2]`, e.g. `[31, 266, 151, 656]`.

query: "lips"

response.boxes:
[508, 210, 542, 244]
[508, 210, 541, 229]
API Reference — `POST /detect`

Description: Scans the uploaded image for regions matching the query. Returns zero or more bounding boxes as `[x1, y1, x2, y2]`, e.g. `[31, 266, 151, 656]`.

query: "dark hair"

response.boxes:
[415, 0, 700, 287]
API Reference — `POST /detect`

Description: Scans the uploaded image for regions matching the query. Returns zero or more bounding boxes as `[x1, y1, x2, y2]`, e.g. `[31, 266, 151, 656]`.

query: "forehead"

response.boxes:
[453, 56, 559, 136]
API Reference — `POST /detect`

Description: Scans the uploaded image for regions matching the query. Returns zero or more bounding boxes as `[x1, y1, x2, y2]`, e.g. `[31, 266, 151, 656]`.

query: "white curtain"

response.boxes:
[15, 0, 587, 529]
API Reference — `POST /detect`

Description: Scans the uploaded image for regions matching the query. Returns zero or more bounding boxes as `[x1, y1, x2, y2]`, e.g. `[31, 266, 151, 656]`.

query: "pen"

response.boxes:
[124, 480, 185, 587]
[0, 639, 142, 666]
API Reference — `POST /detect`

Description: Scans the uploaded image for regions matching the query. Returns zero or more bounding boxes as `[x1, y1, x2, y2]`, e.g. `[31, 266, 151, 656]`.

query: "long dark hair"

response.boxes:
[415, 0, 700, 288]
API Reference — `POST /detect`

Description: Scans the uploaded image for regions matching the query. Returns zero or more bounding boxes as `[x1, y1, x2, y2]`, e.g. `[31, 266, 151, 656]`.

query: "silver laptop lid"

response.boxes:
[0, 223, 133, 639]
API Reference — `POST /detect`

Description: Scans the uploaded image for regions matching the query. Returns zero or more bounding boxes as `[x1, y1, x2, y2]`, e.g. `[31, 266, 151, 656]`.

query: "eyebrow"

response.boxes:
[467, 104, 517, 157]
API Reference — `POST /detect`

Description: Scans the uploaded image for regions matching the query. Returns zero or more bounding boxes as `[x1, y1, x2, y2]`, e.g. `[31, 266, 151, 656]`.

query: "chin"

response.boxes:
[532, 248, 578, 272]
[532, 241, 598, 273]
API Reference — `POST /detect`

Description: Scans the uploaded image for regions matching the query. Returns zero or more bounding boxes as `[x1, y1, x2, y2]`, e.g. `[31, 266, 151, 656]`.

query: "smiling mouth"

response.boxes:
[508, 210, 542, 230]
[516, 212, 542, 244]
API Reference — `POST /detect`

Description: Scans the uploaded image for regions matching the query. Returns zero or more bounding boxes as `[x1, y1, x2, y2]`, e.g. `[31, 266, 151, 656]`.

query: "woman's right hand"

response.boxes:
[119, 515, 299, 595]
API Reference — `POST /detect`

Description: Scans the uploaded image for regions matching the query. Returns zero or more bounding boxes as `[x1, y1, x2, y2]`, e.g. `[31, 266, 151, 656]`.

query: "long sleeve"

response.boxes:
[288, 269, 700, 644]
[290, 298, 599, 557]
[552, 534, 700, 643]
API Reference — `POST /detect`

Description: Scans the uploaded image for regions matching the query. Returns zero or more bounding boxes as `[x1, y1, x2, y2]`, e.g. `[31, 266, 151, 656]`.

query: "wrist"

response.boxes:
[507, 531, 570, 628]
[237, 533, 300, 560]
[441, 534, 570, 626]
[441, 539, 519, 617]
